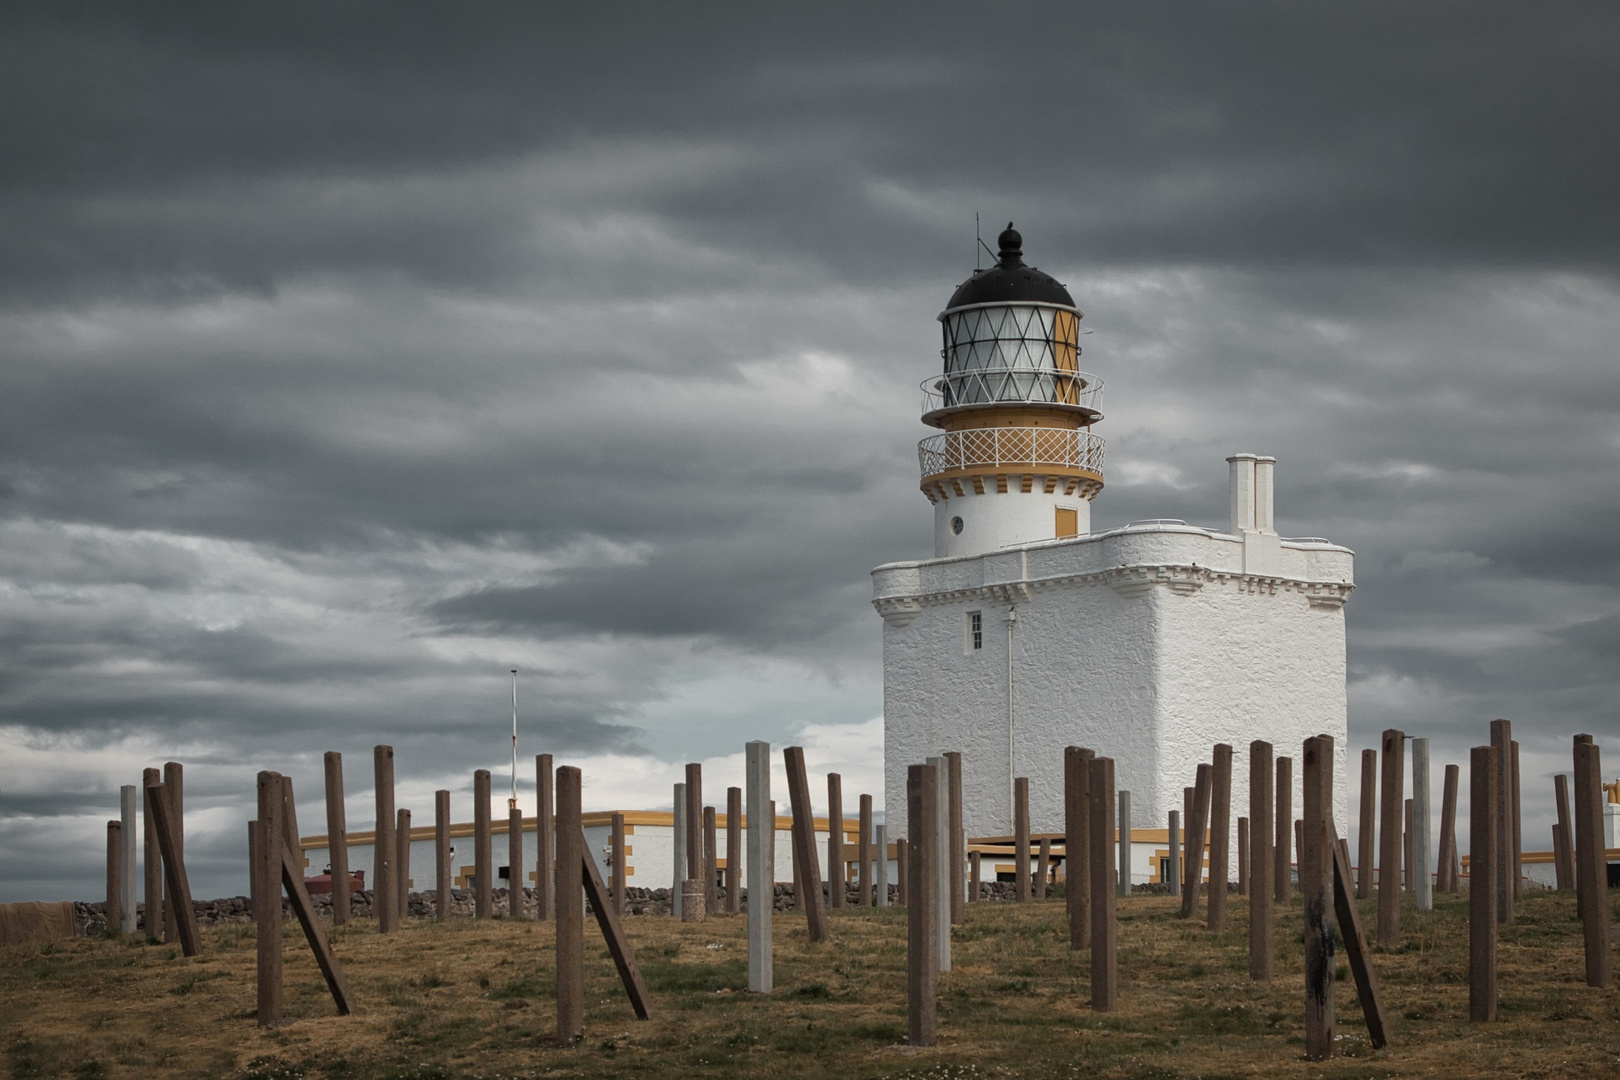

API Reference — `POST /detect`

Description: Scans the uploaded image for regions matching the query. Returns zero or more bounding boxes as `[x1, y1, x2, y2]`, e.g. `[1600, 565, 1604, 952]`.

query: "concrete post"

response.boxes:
[1573, 737, 1611, 988]
[1208, 744, 1232, 931]
[726, 789, 743, 914]
[473, 769, 492, 919]
[397, 808, 412, 920]
[875, 824, 889, 908]
[1036, 837, 1051, 899]
[374, 746, 397, 933]
[611, 812, 627, 916]
[703, 805, 719, 915]
[1553, 773, 1575, 891]
[554, 765, 584, 1046]
[1089, 756, 1117, 1010]
[826, 773, 845, 909]
[119, 785, 137, 935]
[745, 741, 773, 992]
[1249, 740, 1274, 982]
[1237, 817, 1249, 896]
[105, 820, 123, 931]
[535, 753, 554, 920]
[1438, 763, 1460, 892]
[1357, 748, 1376, 899]
[1413, 738, 1432, 911]
[1488, 720, 1513, 924]
[1403, 799, 1415, 891]
[1179, 763, 1211, 919]
[434, 790, 450, 921]
[1117, 790, 1132, 899]
[1167, 809, 1181, 899]
[681, 880, 706, 922]
[1013, 776, 1031, 901]
[857, 793, 873, 906]
[1302, 734, 1335, 1060]
[1469, 744, 1498, 1021]
[906, 762, 938, 1047]
[162, 761, 183, 945]
[685, 763, 703, 885]
[324, 752, 349, 926]
[508, 806, 524, 918]
[1377, 728, 1403, 945]
[1275, 756, 1293, 902]
[142, 767, 162, 940]
[672, 782, 687, 919]
[946, 751, 965, 926]
[927, 755, 950, 972]
[1065, 746, 1093, 948]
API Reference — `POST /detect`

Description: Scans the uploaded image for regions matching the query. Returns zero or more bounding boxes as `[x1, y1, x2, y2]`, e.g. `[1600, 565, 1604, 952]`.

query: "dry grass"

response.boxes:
[2, 889, 1617, 1079]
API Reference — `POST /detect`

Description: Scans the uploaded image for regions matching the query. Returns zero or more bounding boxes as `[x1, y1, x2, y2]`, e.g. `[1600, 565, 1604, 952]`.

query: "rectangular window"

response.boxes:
[966, 610, 983, 653]
[1055, 506, 1079, 538]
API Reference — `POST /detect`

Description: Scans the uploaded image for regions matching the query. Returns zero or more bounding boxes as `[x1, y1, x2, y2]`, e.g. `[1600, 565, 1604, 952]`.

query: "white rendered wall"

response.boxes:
[933, 485, 1091, 559]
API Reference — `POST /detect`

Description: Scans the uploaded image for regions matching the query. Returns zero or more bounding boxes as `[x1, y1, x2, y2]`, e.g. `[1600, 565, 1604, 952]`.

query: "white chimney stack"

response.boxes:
[1227, 453, 1257, 534]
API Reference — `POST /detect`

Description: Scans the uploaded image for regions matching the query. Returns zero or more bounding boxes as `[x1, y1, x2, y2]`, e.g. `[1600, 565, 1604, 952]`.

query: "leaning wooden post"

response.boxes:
[1014, 776, 1031, 902]
[857, 792, 874, 907]
[1437, 763, 1460, 892]
[1117, 790, 1132, 899]
[161, 762, 184, 945]
[703, 805, 719, 915]
[434, 789, 451, 921]
[745, 740, 773, 992]
[1089, 755, 1117, 1009]
[276, 776, 356, 1017]
[1179, 763, 1212, 919]
[1377, 728, 1403, 945]
[324, 752, 350, 926]
[1357, 748, 1377, 899]
[1413, 737, 1433, 911]
[726, 787, 743, 913]
[1553, 773, 1576, 891]
[374, 745, 397, 933]
[826, 773, 845, 910]
[1208, 744, 1232, 930]
[783, 746, 830, 942]
[1469, 744, 1498, 1021]
[1275, 755, 1293, 902]
[906, 762, 938, 1048]
[1573, 736, 1611, 988]
[535, 753, 554, 920]
[1237, 817, 1250, 897]
[1036, 837, 1052, 899]
[554, 765, 585, 1046]
[473, 769, 492, 918]
[508, 804, 524, 918]
[256, 771, 284, 1027]
[1167, 809, 1181, 898]
[142, 766, 162, 940]
[1250, 739, 1274, 981]
[611, 812, 627, 916]
[1488, 719, 1513, 924]
[397, 808, 412, 920]
[1302, 734, 1335, 1060]
[1065, 746, 1093, 948]
[105, 821, 123, 932]
[946, 751, 965, 926]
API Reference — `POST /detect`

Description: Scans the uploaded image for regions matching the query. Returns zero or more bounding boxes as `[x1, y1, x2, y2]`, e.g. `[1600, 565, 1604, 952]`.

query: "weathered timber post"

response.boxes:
[508, 805, 524, 918]
[374, 746, 397, 933]
[1036, 837, 1052, 899]
[1179, 762, 1212, 919]
[105, 820, 123, 931]
[1275, 755, 1293, 902]
[783, 746, 830, 942]
[1089, 755, 1117, 1009]
[1377, 728, 1403, 945]
[826, 773, 845, 910]
[1065, 746, 1093, 947]
[1357, 748, 1377, 899]
[555, 765, 584, 1046]
[906, 762, 938, 1047]
[119, 785, 137, 935]
[1510, 739, 1523, 904]
[161, 762, 184, 945]
[1488, 720, 1513, 924]
[1302, 734, 1335, 1060]
[1553, 773, 1575, 891]
[1403, 799, 1415, 891]
[1167, 809, 1181, 899]
[1469, 744, 1498, 1021]
[324, 752, 350, 926]
[703, 805, 719, 915]
[535, 754, 554, 920]
[1573, 736, 1611, 988]
[896, 838, 908, 906]
[1438, 763, 1460, 892]
[1117, 790, 1132, 899]
[611, 812, 627, 916]
[1237, 816, 1249, 896]
[1413, 738, 1433, 910]
[1250, 739, 1274, 981]
[875, 824, 890, 908]
[397, 808, 412, 920]
[946, 751, 965, 925]
[142, 766, 162, 940]
[685, 763, 703, 888]
[726, 787, 743, 913]
[473, 769, 492, 919]
[927, 755, 951, 972]
[672, 783, 687, 917]
[969, 849, 981, 900]
[745, 741, 773, 992]
[857, 792, 873, 906]
[1209, 744, 1233, 930]
[1014, 776, 1031, 901]
[434, 789, 450, 921]
[256, 771, 284, 1027]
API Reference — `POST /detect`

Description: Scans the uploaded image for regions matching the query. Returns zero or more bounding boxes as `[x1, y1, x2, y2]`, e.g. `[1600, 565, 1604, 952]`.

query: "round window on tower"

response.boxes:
[951, 516, 964, 535]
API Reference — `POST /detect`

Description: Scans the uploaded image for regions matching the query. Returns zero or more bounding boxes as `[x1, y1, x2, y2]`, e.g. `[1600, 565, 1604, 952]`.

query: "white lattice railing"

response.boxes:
[918, 427, 1106, 479]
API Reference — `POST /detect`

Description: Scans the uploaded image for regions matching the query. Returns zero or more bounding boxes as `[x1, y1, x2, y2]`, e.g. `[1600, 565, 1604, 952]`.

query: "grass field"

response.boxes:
[2, 889, 1616, 1079]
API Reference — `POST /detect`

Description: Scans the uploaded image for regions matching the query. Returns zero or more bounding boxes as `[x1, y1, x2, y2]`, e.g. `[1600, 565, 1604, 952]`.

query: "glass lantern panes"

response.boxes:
[940, 304, 1084, 406]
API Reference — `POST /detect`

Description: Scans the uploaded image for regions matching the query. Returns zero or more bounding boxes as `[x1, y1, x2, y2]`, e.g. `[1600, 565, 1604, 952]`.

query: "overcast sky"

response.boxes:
[2, 4, 1617, 903]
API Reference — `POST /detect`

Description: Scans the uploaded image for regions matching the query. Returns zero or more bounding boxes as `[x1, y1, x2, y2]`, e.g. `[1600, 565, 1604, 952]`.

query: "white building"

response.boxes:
[873, 226, 1354, 867]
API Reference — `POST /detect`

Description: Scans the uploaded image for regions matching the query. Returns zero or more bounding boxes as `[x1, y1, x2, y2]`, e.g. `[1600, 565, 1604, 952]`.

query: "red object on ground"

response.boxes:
[303, 870, 365, 895]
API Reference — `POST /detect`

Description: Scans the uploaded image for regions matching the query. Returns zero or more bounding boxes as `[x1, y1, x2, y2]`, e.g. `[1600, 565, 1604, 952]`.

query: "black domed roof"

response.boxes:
[946, 224, 1076, 310]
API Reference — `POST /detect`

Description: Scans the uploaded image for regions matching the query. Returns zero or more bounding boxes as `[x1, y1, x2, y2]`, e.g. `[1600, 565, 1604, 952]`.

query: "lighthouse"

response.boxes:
[874, 227, 1354, 864]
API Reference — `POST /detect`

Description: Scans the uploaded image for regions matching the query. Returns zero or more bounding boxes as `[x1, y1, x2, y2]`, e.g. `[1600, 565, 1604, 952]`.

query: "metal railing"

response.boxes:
[919, 426, 1107, 479]
[921, 367, 1103, 416]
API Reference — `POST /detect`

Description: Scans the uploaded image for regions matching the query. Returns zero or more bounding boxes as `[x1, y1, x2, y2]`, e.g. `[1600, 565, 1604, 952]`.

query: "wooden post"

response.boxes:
[896, 838, 908, 906]
[162, 762, 183, 945]
[1553, 773, 1575, 891]
[577, 826, 653, 1019]
[473, 769, 492, 918]
[1179, 763, 1212, 918]
[508, 806, 524, 918]
[397, 808, 412, 920]
[555, 765, 584, 1046]
[703, 805, 719, 914]
[1117, 790, 1132, 898]
[946, 751, 965, 926]
[611, 812, 627, 916]
[435, 790, 450, 921]
[1330, 837, 1389, 1049]
[783, 746, 830, 942]
[324, 752, 349, 926]
[1357, 748, 1376, 899]
[142, 766, 162, 940]
[1437, 763, 1460, 892]
[969, 849, 981, 900]
[1013, 776, 1031, 901]
[1413, 737, 1433, 911]
[857, 792, 873, 907]
[1089, 756, 1117, 1010]
[1403, 799, 1415, 891]
[1065, 746, 1093, 948]
[1036, 837, 1052, 899]
[826, 773, 844, 910]
[256, 771, 284, 1027]
[105, 821, 123, 932]
[1237, 817, 1250, 897]
[1489, 720, 1513, 924]
[1250, 740, 1274, 982]
[275, 776, 356, 1017]
[374, 745, 396, 933]
[535, 753, 554, 920]
[1302, 734, 1335, 1060]
[926, 757, 950, 972]
[685, 763, 703, 886]
[906, 762, 938, 1048]
[1208, 744, 1232, 931]
[1573, 737, 1611, 988]
[1275, 755, 1293, 902]
[120, 786, 137, 935]
[1510, 739, 1522, 905]
[1377, 728, 1403, 945]
[726, 787, 743, 913]
[1167, 809, 1181, 899]
[1469, 745, 1498, 1021]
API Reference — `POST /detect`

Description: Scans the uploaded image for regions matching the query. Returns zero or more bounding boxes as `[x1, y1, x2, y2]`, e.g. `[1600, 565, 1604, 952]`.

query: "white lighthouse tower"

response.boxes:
[874, 227, 1354, 860]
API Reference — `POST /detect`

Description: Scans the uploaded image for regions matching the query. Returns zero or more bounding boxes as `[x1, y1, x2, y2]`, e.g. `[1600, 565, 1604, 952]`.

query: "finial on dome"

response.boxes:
[997, 223, 1024, 266]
